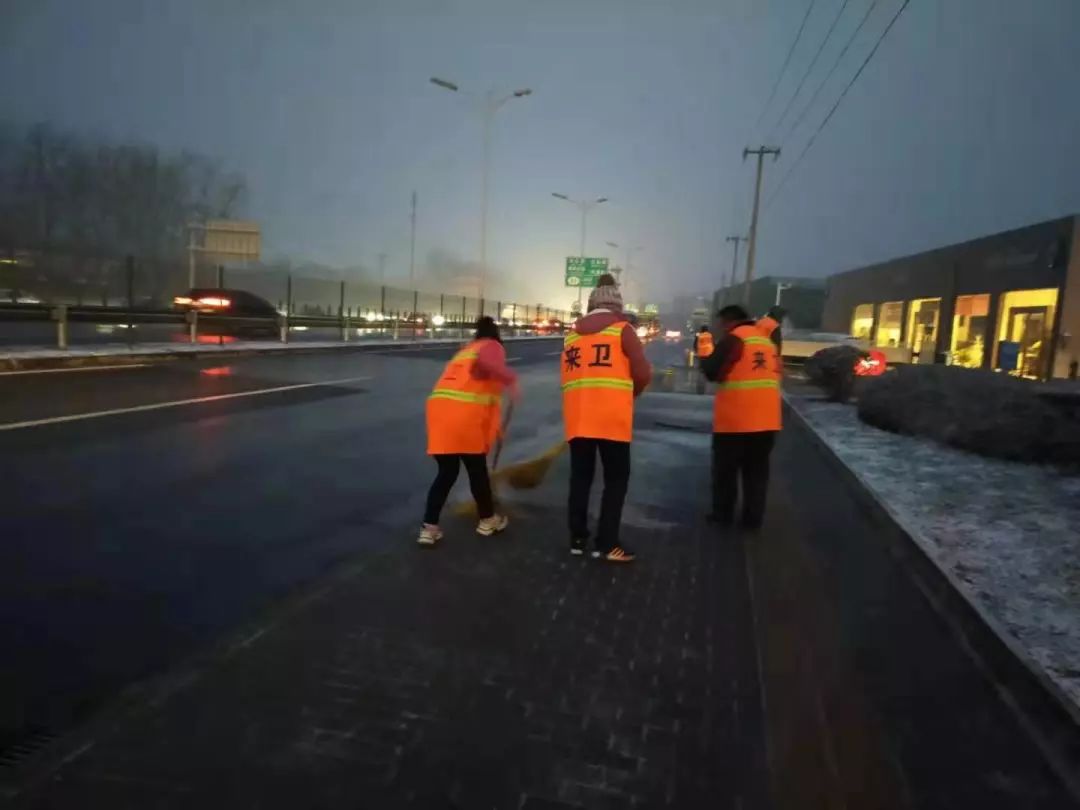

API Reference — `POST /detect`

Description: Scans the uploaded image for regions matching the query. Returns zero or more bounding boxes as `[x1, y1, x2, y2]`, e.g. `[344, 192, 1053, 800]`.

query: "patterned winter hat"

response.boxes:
[587, 274, 623, 312]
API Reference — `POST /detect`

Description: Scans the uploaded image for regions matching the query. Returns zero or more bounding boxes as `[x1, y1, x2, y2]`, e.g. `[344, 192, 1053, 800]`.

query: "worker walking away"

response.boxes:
[420, 316, 519, 546]
[700, 305, 782, 531]
[562, 274, 652, 562]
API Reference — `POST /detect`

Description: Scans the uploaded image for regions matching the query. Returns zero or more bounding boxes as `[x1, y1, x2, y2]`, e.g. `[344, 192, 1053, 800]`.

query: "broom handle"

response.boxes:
[490, 399, 514, 472]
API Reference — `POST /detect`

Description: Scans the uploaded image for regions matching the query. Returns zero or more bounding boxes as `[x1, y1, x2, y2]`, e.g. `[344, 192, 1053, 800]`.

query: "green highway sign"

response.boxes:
[564, 256, 609, 288]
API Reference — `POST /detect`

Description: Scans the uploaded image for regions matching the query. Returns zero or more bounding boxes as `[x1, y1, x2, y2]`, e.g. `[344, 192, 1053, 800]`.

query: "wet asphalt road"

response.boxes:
[0, 338, 566, 751]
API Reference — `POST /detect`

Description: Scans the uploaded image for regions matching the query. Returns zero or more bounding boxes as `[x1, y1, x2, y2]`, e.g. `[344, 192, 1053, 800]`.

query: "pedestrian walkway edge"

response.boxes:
[784, 396, 1080, 802]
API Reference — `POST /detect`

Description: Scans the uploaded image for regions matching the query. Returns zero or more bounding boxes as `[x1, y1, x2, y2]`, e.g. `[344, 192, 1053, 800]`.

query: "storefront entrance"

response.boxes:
[1007, 306, 1050, 378]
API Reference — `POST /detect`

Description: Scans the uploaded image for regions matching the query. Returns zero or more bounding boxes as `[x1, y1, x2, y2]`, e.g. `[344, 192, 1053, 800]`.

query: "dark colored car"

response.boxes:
[173, 288, 279, 338]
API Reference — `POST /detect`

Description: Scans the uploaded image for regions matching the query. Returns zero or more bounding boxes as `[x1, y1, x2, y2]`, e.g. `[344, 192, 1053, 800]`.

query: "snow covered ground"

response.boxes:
[788, 393, 1080, 710]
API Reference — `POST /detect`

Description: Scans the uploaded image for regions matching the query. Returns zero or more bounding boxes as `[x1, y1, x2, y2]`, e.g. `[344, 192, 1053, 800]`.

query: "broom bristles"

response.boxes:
[495, 442, 566, 490]
[450, 442, 566, 516]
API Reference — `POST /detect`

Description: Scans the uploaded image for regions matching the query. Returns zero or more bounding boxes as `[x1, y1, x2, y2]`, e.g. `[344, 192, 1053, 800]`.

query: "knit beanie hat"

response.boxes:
[587, 273, 623, 313]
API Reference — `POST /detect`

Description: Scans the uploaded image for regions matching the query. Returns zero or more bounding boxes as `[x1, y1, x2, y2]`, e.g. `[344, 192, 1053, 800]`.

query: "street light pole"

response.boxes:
[409, 190, 417, 284]
[430, 78, 533, 302]
[552, 193, 608, 308]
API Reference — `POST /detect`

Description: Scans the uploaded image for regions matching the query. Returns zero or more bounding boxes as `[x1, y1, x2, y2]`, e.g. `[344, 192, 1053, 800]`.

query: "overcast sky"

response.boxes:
[3, 0, 1079, 308]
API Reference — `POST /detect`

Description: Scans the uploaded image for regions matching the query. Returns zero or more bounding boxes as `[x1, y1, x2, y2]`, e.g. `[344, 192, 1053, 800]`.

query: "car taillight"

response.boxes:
[173, 296, 193, 305]
[197, 296, 231, 308]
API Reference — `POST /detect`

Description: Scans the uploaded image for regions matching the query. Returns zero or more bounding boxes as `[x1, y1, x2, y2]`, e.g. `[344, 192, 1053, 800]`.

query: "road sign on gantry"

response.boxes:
[564, 257, 609, 288]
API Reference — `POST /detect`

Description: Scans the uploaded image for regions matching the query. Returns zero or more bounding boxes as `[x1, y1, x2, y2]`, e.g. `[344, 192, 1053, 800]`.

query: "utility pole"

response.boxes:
[377, 252, 388, 285]
[741, 146, 780, 307]
[409, 191, 417, 284]
[724, 235, 746, 302]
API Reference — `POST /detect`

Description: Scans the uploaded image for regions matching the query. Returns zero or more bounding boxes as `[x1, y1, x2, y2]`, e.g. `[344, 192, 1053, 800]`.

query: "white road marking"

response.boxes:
[0, 364, 150, 377]
[546, 350, 563, 356]
[0, 376, 371, 432]
[506, 357, 522, 363]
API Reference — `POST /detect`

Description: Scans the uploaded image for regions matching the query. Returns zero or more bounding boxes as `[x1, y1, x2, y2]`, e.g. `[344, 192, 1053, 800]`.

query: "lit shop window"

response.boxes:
[875, 301, 903, 347]
[950, 294, 990, 369]
[850, 304, 874, 339]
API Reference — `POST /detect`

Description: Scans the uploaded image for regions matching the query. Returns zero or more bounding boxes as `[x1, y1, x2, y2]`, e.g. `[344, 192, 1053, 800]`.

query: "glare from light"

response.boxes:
[636, 326, 648, 339]
[432, 314, 447, 327]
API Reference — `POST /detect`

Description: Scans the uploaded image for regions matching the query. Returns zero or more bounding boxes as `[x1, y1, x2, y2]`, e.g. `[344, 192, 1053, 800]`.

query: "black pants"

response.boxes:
[424, 454, 493, 524]
[568, 438, 631, 551]
[711, 432, 777, 529]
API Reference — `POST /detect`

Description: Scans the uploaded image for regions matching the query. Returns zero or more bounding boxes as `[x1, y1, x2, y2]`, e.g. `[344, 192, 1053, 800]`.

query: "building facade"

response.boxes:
[822, 215, 1080, 379]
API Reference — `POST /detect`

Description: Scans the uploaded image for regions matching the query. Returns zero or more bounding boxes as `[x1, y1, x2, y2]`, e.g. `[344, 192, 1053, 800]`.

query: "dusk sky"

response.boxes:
[3, 0, 1079, 308]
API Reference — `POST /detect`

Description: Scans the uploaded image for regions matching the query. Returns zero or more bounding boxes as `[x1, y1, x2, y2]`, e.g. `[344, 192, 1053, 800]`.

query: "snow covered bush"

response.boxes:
[857, 364, 1080, 466]
[803, 345, 868, 403]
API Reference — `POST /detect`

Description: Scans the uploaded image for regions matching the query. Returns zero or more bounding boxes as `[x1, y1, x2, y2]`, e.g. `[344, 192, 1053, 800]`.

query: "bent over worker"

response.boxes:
[420, 316, 518, 546]
[562, 275, 651, 562]
[700, 304, 782, 531]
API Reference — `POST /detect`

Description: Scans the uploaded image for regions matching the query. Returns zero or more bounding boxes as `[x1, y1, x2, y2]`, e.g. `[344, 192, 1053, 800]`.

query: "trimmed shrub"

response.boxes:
[857, 364, 1080, 466]
[804, 345, 868, 403]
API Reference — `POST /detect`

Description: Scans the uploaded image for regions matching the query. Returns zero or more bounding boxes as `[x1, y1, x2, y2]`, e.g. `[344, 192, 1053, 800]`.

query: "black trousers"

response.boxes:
[711, 432, 777, 529]
[424, 454, 493, 524]
[568, 438, 631, 551]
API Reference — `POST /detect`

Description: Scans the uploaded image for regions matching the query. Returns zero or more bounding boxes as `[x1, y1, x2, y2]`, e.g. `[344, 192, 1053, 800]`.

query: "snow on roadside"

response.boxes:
[789, 394, 1080, 709]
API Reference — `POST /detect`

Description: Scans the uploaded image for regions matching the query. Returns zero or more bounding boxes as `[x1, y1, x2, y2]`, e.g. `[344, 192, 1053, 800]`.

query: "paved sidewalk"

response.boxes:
[5, 394, 1077, 809]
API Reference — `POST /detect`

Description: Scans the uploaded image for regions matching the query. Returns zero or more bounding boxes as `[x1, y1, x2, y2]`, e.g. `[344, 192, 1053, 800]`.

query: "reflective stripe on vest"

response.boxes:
[713, 324, 782, 433]
[426, 339, 503, 455]
[561, 322, 634, 442]
[428, 389, 501, 404]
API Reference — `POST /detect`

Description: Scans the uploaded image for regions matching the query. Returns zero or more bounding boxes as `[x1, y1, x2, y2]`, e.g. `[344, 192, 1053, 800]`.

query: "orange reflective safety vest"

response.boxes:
[695, 332, 715, 358]
[426, 339, 503, 455]
[713, 323, 782, 433]
[561, 322, 634, 442]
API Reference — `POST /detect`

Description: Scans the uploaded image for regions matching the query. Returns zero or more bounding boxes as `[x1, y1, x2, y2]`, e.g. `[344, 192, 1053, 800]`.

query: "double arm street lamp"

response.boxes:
[551, 193, 608, 307]
[605, 240, 643, 286]
[430, 77, 533, 302]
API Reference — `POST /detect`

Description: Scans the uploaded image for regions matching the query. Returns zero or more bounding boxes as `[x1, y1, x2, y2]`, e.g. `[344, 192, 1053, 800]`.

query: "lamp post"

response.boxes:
[430, 77, 533, 301]
[552, 193, 608, 308]
[605, 240, 643, 286]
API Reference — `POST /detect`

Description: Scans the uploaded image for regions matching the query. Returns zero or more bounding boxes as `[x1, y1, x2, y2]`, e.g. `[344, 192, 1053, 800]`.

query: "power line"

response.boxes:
[755, 0, 819, 128]
[765, 0, 911, 209]
[771, 0, 852, 137]
[783, 0, 882, 145]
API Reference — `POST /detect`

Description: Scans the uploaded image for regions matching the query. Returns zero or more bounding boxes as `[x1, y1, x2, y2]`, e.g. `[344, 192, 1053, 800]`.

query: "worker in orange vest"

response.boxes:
[419, 316, 519, 546]
[700, 304, 782, 531]
[694, 325, 715, 363]
[562, 275, 652, 562]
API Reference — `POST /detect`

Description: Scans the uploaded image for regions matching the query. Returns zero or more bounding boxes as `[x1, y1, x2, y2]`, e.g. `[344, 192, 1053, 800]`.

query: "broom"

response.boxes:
[492, 441, 567, 489]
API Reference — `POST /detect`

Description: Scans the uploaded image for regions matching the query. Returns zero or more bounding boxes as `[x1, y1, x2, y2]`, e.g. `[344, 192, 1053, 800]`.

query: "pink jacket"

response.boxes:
[471, 339, 517, 387]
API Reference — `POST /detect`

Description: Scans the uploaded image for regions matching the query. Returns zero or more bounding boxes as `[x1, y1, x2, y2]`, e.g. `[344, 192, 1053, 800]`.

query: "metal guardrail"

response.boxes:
[0, 303, 562, 349]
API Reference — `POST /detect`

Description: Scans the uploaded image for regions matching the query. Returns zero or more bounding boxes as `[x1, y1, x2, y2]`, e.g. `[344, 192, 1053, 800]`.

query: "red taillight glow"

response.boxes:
[197, 296, 231, 308]
[200, 366, 234, 377]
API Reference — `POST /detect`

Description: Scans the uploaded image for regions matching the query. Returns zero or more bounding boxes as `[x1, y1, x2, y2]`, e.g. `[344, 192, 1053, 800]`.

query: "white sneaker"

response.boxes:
[476, 514, 509, 536]
[417, 523, 443, 546]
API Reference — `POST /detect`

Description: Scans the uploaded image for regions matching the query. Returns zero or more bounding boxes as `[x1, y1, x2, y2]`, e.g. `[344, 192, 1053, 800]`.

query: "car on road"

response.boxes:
[173, 288, 279, 338]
